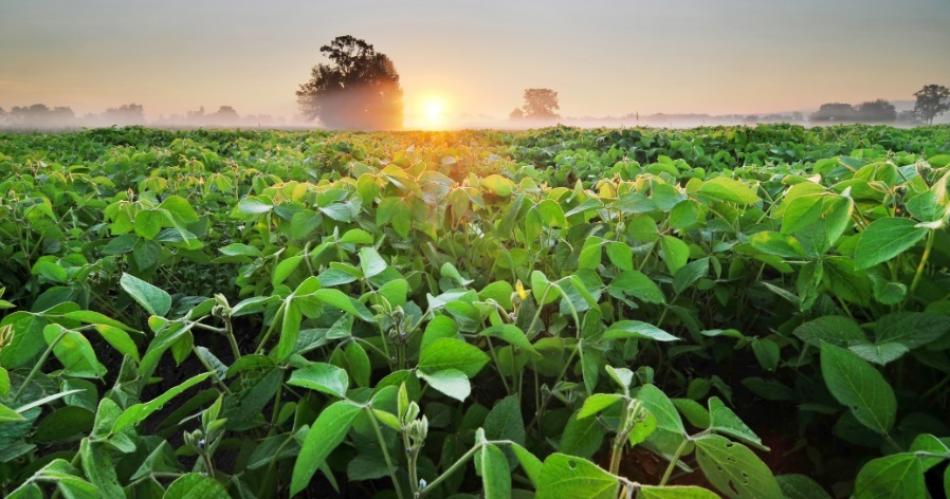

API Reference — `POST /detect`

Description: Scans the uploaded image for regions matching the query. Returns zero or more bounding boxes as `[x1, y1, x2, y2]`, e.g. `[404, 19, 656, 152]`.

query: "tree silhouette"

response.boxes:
[855, 99, 896, 122]
[102, 103, 145, 125]
[914, 84, 950, 125]
[511, 88, 560, 120]
[208, 105, 240, 125]
[296, 35, 403, 130]
[810, 103, 855, 122]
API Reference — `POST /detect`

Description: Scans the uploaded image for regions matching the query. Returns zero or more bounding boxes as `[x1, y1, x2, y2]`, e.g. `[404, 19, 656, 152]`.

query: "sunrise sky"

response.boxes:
[2, 0, 949, 126]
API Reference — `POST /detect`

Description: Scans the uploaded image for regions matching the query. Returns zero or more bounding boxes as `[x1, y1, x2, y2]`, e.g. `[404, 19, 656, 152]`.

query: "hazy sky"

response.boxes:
[2, 0, 949, 124]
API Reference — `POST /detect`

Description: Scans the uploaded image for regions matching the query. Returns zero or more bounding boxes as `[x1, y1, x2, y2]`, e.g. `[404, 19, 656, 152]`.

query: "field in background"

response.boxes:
[1, 124, 949, 498]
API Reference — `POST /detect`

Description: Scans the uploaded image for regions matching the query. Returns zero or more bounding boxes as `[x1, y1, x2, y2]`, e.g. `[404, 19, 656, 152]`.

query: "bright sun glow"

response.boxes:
[421, 96, 447, 129]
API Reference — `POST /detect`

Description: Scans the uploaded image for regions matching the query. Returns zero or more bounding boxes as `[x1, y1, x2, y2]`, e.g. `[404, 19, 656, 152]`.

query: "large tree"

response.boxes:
[809, 103, 855, 122]
[297, 35, 403, 130]
[855, 99, 896, 122]
[511, 88, 560, 120]
[913, 84, 950, 125]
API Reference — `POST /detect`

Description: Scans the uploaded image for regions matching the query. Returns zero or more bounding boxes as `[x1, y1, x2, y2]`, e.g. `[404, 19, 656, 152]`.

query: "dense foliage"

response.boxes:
[1, 124, 949, 498]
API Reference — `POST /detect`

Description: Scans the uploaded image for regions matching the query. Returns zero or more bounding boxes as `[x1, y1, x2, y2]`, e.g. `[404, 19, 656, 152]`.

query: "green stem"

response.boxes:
[910, 230, 935, 295]
[12, 328, 68, 401]
[659, 438, 691, 486]
[401, 430, 419, 496]
[224, 317, 241, 360]
[419, 444, 481, 497]
[527, 347, 579, 431]
[254, 301, 285, 354]
[485, 337, 511, 394]
[366, 409, 405, 499]
[609, 401, 635, 475]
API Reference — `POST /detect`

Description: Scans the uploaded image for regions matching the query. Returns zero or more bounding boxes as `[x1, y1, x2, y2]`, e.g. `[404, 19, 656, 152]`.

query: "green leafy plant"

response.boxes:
[1, 125, 949, 498]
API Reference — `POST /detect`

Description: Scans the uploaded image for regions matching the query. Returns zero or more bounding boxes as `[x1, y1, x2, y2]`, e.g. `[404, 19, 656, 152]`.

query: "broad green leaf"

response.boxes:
[93, 324, 140, 361]
[707, 396, 765, 450]
[560, 409, 606, 458]
[776, 474, 832, 499]
[291, 400, 361, 496]
[530, 271, 560, 305]
[162, 472, 229, 499]
[418, 337, 489, 377]
[605, 242, 633, 271]
[377, 278, 409, 307]
[113, 372, 212, 433]
[288, 362, 349, 398]
[272, 255, 304, 288]
[660, 235, 689, 274]
[480, 324, 538, 355]
[219, 242, 261, 257]
[358, 246, 387, 278]
[43, 324, 106, 378]
[80, 439, 123, 498]
[120, 273, 171, 316]
[854, 217, 927, 269]
[418, 369, 471, 402]
[909, 433, 950, 471]
[698, 176, 760, 205]
[820, 342, 896, 434]
[313, 289, 375, 322]
[748, 231, 803, 258]
[694, 434, 783, 499]
[636, 384, 685, 435]
[792, 315, 865, 348]
[62, 310, 134, 332]
[604, 320, 680, 342]
[478, 443, 511, 499]
[479, 281, 514, 310]
[511, 442, 543, 487]
[611, 270, 666, 304]
[536, 453, 618, 499]
[0, 402, 25, 422]
[874, 312, 950, 349]
[134, 209, 164, 239]
[627, 403, 658, 446]
[274, 300, 302, 362]
[848, 342, 908, 366]
[673, 257, 709, 294]
[343, 341, 371, 387]
[484, 395, 526, 445]
[577, 393, 623, 419]
[483, 174, 515, 197]
[638, 485, 720, 498]
[238, 197, 273, 215]
[853, 453, 925, 499]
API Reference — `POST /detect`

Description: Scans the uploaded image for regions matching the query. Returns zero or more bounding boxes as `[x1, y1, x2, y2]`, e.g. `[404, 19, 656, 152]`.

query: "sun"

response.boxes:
[421, 96, 447, 129]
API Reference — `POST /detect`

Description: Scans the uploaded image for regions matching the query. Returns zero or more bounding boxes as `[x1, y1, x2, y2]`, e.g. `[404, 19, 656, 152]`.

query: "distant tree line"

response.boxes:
[810, 84, 949, 124]
[810, 99, 901, 122]
[0, 102, 278, 128]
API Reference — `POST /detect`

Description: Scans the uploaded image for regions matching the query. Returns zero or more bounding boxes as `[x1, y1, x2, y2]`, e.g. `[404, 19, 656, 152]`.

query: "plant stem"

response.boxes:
[609, 400, 634, 475]
[224, 316, 241, 360]
[254, 301, 285, 354]
[659, 438, 691, 486]
[401, 430, 419, 496]
[910, 230, 935, 295]
[527, 347, 578, 431]
[419, 444, 480, 497]
[609, 440, 625, 475]
[366, 409, 405, 499]
[12, 328, 68, 401]
[485, 337, 511, 394]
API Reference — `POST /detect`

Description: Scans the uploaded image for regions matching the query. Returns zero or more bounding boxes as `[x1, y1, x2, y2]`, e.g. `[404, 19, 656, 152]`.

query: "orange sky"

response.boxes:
[2, 0, 949, 126]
